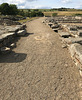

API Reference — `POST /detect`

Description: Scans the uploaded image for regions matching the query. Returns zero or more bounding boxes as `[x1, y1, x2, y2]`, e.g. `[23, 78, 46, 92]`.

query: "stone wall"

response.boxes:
[0, 18, 21, 26]
[51, 16, 82, 23]
[0, 24, 27, 53]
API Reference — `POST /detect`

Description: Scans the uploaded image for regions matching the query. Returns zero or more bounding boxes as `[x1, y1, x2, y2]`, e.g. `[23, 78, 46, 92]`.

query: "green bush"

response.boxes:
[0, 3, 18, 15]
[0, 3, 44, 17]
[52, 13, 57, 17]
[74, 13, 82, 16]
[28, 11, 44, 17]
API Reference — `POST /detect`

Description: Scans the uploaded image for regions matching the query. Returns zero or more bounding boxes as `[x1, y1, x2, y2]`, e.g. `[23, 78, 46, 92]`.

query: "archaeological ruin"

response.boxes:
[0, 17, 27, 54]
[43, 16, 82, 76]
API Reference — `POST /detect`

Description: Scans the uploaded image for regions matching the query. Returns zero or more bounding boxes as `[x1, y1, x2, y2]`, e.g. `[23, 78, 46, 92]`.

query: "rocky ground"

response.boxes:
[0, 17, 81, 100]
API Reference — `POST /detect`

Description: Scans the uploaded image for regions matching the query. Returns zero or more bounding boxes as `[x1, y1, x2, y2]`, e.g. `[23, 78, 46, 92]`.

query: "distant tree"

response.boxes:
[33, 9, 39, 11]
[30, 11, 36, 17]
[58, 7, 67, 11]
[44, 10, 46, 12]
[24, 11, 30, 17]
[18, 10, 25, 16]
[9, 4, 18, 15]
[37, 11, 44, 17]
[0, 3, 10, 15]
[0, 3, 18, 15]
[0, 5, 1, 13]
[28, 9, 31, 12]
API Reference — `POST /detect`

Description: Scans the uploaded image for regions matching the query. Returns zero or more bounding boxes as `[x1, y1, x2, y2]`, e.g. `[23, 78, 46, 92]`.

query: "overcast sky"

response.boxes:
[0, 0, 82, 9]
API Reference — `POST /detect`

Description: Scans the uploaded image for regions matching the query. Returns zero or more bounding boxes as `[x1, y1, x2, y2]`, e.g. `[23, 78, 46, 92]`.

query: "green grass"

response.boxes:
[18, 17, 38, 23]
[43, 11, 82, 16]
[19, 9, 51, 12]
[19, 9, 82, 17]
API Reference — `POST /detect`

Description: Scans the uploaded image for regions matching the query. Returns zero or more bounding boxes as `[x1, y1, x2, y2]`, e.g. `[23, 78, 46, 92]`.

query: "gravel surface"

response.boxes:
[0, 17, 81, 100]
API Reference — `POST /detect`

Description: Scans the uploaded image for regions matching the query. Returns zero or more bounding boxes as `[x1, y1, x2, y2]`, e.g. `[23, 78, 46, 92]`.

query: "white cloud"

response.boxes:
[0, 0, 37, 8]
[27, 0, 37, 2]
[61, 0, 72, 3]
[31, 5, 51, 9]
[0, 0, 37, 5]
[75, 4, 82, 9]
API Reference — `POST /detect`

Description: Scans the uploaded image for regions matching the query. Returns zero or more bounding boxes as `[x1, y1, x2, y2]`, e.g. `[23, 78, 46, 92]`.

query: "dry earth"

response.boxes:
[0, 17, 81, 100]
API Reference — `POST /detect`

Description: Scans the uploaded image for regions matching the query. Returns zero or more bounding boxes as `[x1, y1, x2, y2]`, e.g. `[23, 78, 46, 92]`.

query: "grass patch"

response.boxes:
[44, 11, 82, 16]
[18, 17, 38, 23]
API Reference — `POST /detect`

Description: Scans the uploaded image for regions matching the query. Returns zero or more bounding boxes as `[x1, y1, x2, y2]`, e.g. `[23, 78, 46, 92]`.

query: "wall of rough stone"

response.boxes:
[0, 18, 21, 26]
[0, 24, 27, 53]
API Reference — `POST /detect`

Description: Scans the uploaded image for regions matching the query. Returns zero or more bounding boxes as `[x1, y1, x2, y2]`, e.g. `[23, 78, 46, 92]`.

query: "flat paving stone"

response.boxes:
[58, 32, 71, 37]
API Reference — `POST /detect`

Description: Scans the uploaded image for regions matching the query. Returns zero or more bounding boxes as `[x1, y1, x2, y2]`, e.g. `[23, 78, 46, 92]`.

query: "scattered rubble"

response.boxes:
[17, 29, 27, 36]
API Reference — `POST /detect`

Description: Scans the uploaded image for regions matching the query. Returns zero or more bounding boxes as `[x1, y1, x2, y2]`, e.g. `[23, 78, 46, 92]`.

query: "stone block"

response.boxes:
[51, 24, 59, 29]
[77, 26, 82, 30]
[48, 23, 53, 27]
[6, 27, 19, 32]
[16, 24, 26, 30]
[69, 43, 82, 68]
[10, 43, 16, 48]
[69, 26, 77, 31]
[62, 37, 82, 44]
[17, 30, 27, 36]
[77, 30, 82, 37]
[58, 32, 71, 38]
[0, 47, 11, 54]
[52, 28, 59, 32]
[69, 31, 78, 37]
[2, 32, 15, 39]
[75, 16, 82, 20]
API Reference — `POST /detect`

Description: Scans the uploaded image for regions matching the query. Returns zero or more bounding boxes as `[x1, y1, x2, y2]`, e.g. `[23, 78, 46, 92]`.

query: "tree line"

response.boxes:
[0, 3, 44, 17]
[0, 3, 18, 15]
[18, 9, 44, 17]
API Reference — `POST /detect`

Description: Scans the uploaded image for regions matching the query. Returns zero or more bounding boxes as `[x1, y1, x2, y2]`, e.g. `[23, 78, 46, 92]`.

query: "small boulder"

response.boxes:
[77, 30, 82, 37]
[10, 43, 16, 48]
[17, 30, 27, 36]
[0, 47, 11, 54]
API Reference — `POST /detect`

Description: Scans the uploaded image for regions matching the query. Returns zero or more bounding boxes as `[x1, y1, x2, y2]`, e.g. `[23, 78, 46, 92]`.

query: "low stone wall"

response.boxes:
[0, 24, 27, 53]
[46, 16, 82, 24]
[53, 16, 82, 23]
[0, 18, 21, 26]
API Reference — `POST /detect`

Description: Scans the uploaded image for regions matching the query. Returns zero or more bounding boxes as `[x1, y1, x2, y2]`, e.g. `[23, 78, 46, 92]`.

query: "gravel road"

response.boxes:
[0, 17, 81, 100]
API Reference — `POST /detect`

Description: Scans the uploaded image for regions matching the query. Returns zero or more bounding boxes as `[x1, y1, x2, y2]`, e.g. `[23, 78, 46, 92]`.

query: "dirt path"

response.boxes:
[0, 17, 81, 100]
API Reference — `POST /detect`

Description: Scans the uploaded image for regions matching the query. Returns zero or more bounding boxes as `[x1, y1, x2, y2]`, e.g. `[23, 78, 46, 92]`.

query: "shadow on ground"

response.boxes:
[10, 32, 34, 48]
[23, 32, 34, 37]
[0, 32, 34, 63]
[0, 51, 27, 63]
